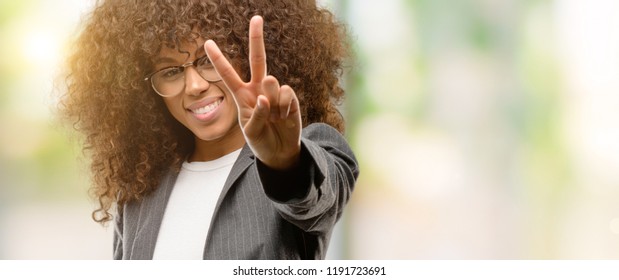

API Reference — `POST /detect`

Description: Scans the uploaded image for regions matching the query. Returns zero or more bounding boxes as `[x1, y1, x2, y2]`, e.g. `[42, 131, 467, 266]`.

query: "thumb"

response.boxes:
[243, 95, 270, 137]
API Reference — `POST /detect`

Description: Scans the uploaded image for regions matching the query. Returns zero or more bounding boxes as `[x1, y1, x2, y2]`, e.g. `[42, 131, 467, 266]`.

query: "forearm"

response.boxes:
[255, 123, 359, 233]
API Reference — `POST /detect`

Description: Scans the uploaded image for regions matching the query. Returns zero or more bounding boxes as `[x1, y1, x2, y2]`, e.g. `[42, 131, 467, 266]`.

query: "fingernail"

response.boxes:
[281, 107, 289, 119]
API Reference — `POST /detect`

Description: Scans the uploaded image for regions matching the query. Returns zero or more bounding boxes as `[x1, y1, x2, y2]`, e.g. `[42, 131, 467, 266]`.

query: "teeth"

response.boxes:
[192, 99, 221, 114]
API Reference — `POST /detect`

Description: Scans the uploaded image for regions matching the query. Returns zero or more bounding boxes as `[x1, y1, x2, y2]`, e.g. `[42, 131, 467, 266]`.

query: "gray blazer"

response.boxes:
[113, 123, 359, 259]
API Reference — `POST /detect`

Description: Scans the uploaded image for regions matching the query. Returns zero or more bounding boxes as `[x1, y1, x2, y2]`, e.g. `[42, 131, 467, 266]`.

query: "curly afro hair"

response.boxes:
[58, 0, 351, 224]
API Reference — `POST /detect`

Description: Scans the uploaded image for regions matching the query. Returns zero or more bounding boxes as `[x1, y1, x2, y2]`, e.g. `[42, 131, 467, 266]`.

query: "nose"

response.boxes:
[184, 66, 211, 96]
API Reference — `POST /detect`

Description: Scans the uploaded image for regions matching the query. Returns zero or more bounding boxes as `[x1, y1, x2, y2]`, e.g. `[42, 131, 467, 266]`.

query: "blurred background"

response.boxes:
[1, 0, 618, 259]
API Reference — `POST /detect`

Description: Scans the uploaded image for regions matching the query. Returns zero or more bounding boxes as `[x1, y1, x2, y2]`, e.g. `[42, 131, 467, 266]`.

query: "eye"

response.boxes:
[158, 67, 184, 80]
[196, 56, 214, 68]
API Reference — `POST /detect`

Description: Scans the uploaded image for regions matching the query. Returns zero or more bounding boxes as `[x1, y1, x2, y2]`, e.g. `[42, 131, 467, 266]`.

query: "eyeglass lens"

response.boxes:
[151, 56, 221, 97]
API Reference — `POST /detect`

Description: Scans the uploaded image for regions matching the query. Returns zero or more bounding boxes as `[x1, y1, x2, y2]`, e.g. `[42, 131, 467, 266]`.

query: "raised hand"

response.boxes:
[204, 15, 302, 170]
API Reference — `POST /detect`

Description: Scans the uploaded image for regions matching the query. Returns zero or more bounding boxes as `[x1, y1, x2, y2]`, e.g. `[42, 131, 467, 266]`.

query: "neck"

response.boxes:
[188, 128, 245, 162]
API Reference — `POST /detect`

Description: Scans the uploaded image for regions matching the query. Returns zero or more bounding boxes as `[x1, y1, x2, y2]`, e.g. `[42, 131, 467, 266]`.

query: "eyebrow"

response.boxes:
[153, 57, 178, 66]
[154, 45, 206, 67]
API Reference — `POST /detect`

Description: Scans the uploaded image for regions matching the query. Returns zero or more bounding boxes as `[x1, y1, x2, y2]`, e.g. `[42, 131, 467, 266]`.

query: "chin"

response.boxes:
[191, 122, 239, 142]
[192, 128, 225, 142]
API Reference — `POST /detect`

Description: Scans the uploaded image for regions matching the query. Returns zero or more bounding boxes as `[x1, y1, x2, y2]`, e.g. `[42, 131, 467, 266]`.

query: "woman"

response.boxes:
[60, 0, 358, 260]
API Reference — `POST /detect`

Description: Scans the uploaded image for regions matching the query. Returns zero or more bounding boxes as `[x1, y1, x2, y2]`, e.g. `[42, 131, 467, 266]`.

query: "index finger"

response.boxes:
[204, 39, 244, 93]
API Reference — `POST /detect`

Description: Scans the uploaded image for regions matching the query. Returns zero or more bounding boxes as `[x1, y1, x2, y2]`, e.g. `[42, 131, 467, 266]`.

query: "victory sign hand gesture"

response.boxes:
[205, 15, 302, 170]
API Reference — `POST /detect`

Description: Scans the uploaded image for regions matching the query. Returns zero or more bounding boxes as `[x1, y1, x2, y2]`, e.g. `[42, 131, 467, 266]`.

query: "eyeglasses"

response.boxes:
[144, 55, 222, 97]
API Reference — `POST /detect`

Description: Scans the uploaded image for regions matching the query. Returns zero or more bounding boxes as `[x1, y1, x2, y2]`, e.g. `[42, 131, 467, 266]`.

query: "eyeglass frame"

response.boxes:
[143, 54, 223, 97]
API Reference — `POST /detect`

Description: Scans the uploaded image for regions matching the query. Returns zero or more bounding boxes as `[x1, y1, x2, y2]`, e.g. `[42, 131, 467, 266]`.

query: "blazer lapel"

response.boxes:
[202, 144, 254, 258]
[131, 169, 178, 259]
[219, 144, 254, 203]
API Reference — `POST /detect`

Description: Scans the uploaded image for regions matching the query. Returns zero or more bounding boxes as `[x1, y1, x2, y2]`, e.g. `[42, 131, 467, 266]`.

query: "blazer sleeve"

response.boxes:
[255, 122, 359, 234]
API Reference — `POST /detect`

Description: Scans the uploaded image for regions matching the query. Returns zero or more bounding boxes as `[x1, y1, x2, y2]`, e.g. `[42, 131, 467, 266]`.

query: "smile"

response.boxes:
[189, 99, 222, 115]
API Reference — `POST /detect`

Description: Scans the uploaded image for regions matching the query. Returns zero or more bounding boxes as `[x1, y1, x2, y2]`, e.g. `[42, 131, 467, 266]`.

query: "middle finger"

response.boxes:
[249, 15, 267, 84]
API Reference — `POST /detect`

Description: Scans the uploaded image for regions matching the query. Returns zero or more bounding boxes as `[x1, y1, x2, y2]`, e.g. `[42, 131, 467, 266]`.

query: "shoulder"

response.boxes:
[301, 122, 358, 178]
[302, 122, 349, 143]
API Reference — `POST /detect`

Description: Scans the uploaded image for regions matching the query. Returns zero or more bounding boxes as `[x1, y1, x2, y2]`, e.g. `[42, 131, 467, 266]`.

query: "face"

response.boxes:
[155, 38, 244, 157]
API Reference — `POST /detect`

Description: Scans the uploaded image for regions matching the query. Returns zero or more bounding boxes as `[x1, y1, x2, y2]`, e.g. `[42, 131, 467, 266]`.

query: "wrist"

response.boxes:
[260, 145, 301, 171]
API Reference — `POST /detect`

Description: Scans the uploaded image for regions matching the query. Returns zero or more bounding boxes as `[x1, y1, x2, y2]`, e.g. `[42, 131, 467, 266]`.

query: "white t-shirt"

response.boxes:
[152, 149, 241, 259]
